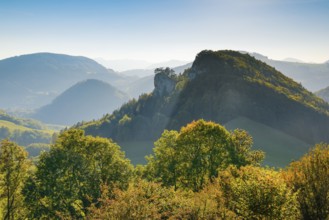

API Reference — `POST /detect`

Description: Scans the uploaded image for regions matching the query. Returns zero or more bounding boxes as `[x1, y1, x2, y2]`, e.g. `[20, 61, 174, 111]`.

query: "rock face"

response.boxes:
[154, 72, 176, 96]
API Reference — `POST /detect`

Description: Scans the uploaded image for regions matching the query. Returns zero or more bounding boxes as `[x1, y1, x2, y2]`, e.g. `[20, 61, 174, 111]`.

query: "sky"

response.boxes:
[1, 0, 329, 64]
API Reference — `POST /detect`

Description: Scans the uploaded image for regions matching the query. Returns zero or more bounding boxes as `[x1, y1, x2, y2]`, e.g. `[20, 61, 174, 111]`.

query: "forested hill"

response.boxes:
[0, 109, 53, 147]
[79, 50, 329, 157]
[0, 53, 121, 109]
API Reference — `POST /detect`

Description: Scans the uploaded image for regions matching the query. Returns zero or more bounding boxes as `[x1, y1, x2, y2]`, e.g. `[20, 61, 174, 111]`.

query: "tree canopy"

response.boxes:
[23, 129, 133, 219]
[146, 119, 264, 191]
[283, 143, 329, 220]
[0, 139, 30, 220]
[0, 120, 328, 219]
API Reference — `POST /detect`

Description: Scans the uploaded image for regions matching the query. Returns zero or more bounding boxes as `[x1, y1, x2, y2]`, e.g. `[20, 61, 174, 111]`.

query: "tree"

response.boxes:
[229, 129, 264, 166]
[218, 165, 300, 219]
[23, 129, 133, 219]
[0, 139, 30, 220]
[175, 120, 232, 191]
[145, 130, 180, 189]
[283, 143, 329, 220]
[154, 67, 176, 78]
[146, 120, 263, 191]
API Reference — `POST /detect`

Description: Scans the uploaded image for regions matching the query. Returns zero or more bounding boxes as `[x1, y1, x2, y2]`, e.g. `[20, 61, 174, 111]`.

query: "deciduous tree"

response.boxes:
[219, 165, 300, 219]
[146, 120, 263, 191]
[23, 129, 133, 219]
[283, 143, 329, 220]
[0, 139, 30, 220]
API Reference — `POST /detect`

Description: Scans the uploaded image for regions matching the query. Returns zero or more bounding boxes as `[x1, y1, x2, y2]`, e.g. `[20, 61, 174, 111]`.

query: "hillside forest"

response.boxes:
[1, 120, 329, 219]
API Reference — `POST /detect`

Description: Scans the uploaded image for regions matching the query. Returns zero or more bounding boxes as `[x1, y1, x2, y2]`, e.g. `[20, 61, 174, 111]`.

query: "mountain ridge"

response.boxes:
[0, 53, 122, 109]
[78, 50, 329, 166]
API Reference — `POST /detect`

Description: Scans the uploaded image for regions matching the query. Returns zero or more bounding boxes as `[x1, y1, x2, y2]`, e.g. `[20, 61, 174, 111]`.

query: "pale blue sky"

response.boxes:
[0, 0, 328, 62]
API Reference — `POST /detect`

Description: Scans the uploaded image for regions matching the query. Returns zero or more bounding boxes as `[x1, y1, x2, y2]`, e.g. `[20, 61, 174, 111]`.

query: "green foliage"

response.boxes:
[23, 129, 133, 219]
[145, 130, 180, 189]
[146, 120, 263, 191]
[218, 165, 300, 219]
[0, 139, 31, 219]
[118, 114, 132, 126]
[230, 129, 265, 166]
[283, 143, 329, 220]
[0, 114, 54, 147]
[0, 110, 46, 130]
[0, 120, 326, 219]
[154, 67, 176, 79]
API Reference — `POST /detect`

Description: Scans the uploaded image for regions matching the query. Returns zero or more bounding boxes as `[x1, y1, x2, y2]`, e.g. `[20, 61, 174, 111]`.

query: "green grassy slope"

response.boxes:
[0, 120, 53, 135]
[224, 117, 310, 167]
[0, 110, 55, 148]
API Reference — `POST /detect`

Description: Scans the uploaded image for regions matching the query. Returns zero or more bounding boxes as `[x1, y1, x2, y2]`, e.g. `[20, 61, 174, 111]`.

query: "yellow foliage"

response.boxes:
[283, 143, 329, 220]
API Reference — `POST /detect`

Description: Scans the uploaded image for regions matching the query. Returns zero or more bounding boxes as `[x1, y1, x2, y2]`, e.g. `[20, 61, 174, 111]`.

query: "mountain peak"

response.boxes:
[79, 50, 329, 166]
[32, 79, 129, 125]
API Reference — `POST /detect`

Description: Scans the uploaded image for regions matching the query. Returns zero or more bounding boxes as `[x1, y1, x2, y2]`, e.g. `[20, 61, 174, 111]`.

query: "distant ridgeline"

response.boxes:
[77, 50, 329, 165]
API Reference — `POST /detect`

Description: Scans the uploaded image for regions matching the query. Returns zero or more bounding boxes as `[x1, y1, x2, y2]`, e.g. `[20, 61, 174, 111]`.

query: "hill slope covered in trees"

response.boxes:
[0, 109, 53, 148]
[250, 52, 329, 91]
[78, 50, 329, 166]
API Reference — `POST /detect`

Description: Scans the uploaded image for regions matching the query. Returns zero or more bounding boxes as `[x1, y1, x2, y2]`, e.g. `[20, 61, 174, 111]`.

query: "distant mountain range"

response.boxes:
[0, 53, 121, 109]
[282, 57, 305, 63]
[31, 79, 130, 125]
[78, 50, 329, 167]
[1, 51, 329, 130]
[95, 58, 189, 72]
[249, 53, 329, 91]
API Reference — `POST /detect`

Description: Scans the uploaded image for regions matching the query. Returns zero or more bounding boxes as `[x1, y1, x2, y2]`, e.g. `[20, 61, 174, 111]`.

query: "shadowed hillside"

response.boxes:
[77, 50, 329, 166]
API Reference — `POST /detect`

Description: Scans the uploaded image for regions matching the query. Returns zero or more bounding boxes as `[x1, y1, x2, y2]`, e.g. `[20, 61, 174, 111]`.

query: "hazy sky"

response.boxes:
[1, 0, 328, 63]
